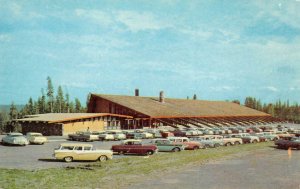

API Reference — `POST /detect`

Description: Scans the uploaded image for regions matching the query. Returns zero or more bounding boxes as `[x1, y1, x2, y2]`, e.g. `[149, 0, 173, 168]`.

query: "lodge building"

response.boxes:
[15, 90, 281, 135]
[87, 90, 280, 130]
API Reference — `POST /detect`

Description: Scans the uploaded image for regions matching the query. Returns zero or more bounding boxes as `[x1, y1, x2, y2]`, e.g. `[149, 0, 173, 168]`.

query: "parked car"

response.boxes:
[167, 137, 203, 150]
[68, 131, 100, 142]
[189, 136, 217, 148]
[150, 139, 186, 152]
[250, 133, 268, 142]
[230, 133, 260, 143]
[276, 131, 295, 139]
[111, 139, 158, 155]
[222, 135, 243, 146]
[54, 143, 113, 162]
[99, 131, 115, 141]
[1, 133, 29, 146]
[26, 132, 47, 144]
[261, 132, 279, 141]
[275, 137, 300, 150]
[100, 130, 126, 140]
[291, 130, 300, 137]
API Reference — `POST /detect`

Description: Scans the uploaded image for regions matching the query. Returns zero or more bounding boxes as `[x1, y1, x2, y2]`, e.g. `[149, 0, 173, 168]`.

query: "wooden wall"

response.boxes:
[21, 122, 62, 136]
[62, 119, 104, 136]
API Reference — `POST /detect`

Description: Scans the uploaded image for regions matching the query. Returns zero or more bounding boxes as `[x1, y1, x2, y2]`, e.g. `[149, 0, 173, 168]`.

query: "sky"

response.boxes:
[1, 0, 300, 105]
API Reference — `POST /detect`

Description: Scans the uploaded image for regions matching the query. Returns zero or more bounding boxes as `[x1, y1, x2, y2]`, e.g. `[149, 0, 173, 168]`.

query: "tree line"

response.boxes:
[0, 77, 86, 133]
[243, 97, 300, 123]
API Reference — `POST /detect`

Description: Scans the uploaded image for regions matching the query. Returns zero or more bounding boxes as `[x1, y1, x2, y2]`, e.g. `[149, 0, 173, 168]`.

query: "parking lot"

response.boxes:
[0, 123, 299, 170]
[0, 136, 133, 170]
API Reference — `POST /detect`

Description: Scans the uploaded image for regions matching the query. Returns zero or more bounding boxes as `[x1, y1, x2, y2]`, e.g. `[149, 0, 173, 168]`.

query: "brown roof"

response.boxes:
[92, 94, 270, 118]
[15, 113, 132, 123]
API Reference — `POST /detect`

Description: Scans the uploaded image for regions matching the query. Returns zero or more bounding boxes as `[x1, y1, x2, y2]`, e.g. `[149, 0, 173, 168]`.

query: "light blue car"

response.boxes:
[1, 133, 29, 146]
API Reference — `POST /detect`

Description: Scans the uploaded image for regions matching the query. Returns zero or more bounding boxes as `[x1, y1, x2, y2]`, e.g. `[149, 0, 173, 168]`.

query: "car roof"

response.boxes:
[123, 139, 142, 142]
[60, 143, 93, 147]
[27, 132, 43, 135]
[167, 137, 188, 139]
[8, 132, 23, 135]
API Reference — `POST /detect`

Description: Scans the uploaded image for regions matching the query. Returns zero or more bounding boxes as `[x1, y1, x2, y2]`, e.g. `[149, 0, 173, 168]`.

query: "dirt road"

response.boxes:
[129, 147, 300, 189]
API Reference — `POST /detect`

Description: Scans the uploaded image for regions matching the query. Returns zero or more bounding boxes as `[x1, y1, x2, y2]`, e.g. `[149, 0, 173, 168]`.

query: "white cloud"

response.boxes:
[116, 11, 169, 32]
[75, 9, 112, 26]
[265, 86, 279, 92]
[210, 86, 237, 92]
[0, 34, 11, 42]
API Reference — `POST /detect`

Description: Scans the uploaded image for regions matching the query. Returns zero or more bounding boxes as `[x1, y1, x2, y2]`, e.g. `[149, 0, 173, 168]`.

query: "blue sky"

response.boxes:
[1, 0, 300, 105]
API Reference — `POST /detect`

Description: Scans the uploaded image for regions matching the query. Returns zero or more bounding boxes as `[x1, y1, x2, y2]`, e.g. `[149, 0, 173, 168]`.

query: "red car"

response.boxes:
[111, 139, 158, 155]
[275, 137, 300, 150]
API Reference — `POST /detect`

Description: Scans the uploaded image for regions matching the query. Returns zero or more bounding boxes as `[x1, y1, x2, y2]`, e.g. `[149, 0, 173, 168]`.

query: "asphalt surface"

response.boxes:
[129, 147, 300, 189]
[0, 136, 136, 170]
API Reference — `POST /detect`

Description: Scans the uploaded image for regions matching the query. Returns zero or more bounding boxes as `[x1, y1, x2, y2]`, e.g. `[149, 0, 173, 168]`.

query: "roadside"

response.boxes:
[129, 147, 300, 189]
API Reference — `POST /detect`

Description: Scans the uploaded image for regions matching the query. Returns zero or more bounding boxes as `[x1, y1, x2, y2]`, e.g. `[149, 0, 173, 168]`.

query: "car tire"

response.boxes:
[234, 141, 241, 145]
[225, 143, 231, 147]
[273, 138, 279, 141]
[193, 146, 200, 150]
[205, 144, 210, 148]
[99, 155, 108, 162]
[214, 143, 220, 148]
[172, 147, 180, 152]
[146, 150, 154, 155]
[64, 156, 73, 163]
[252, 140, 258, 143]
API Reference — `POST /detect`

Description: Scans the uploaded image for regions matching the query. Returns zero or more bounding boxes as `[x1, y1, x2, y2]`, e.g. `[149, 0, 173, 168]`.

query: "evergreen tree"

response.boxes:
[57, 86, 65, 113]
[46, 76, 54, 113]
[38, 88, 46, 114]
[9, 102, 18, 120]
[75, 98, 82, 113]
[65, 93, 70, 113]
[27, 97, 34, 115]
[69, 101, 75, 113]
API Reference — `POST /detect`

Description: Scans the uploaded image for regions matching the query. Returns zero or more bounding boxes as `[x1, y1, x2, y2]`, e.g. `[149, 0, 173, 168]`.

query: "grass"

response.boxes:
[0, 142, 272, 189]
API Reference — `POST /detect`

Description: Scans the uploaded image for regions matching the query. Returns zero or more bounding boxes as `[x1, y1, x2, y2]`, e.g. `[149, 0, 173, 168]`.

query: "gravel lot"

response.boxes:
[129, 147, 300, 189]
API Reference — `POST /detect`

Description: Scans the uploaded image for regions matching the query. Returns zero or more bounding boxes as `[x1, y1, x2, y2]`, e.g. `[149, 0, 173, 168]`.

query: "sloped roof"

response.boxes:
[15, 113, 132, 123]
[91, 94, 270, 118]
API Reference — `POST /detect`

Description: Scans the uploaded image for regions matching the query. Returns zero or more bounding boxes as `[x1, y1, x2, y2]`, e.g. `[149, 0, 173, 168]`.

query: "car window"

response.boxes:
[84, 146, 92, 151]
[61, 146, 74, 150]
[74, 146, 83, 151]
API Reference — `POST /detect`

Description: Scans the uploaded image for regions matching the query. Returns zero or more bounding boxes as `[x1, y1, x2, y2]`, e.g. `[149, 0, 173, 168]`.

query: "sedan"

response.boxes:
[1, 132, 29, 146]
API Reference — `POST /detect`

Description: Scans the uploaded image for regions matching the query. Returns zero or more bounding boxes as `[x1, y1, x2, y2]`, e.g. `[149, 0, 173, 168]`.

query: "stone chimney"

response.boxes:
[159, 91, 165, 103]
[135, 89, 139, 96]
[193, 94, 197, 100]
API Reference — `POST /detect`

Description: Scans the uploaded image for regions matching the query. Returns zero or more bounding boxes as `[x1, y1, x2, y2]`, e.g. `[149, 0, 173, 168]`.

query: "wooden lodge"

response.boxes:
[87, 90, 281, 129]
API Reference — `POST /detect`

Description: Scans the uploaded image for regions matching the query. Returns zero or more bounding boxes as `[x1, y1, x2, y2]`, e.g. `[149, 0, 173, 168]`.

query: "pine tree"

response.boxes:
[75, 98, 82, 113]
[46, 76, 54, 113]
[27, 97, 34, 115]
[9, 102, 18, 120]
[65, 93, 70, 113]
[57, 86, 65, 113]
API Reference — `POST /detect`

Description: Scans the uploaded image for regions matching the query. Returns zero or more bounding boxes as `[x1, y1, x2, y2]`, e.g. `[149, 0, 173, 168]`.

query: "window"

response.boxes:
[61, 146, 74, 150]
[84, 146, 92, 151]
[74, 146, 83, 151]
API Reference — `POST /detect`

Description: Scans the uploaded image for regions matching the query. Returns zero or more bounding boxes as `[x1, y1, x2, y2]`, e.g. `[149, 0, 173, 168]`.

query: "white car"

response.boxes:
[98, 131, 114, 141]
[26, 132, 48, 144]
[1, 133, 29, 146]
[107, 130, 126, 140]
